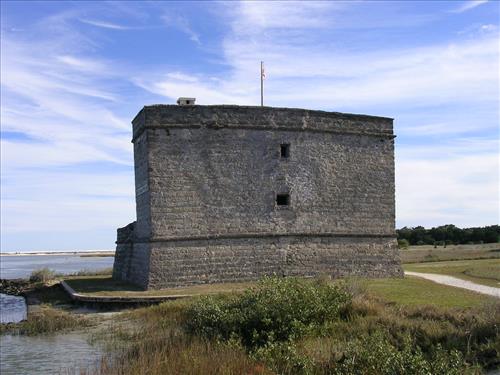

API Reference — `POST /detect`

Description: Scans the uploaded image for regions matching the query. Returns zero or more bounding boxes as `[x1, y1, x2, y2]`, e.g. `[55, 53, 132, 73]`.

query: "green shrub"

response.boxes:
[184, 277, 351, 348]
[333, 331, 467, 375]
[253, 340, 312, 375]
[29, 267, 56, 283]
[398, 239, 410, 249]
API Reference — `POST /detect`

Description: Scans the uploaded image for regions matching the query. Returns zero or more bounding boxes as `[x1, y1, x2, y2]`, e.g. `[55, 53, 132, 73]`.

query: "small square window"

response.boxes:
[280, 144, 290, 158]
[276, 193, 290, 206]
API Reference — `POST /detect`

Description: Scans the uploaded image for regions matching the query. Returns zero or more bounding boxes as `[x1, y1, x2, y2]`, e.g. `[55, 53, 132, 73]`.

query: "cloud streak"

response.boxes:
[80, 18, 130, 30]
[451, 0, 489, 13]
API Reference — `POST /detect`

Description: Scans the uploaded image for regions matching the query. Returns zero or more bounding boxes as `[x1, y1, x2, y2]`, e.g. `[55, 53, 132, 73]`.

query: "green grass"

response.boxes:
[64, 276, 254, 297]
[403, 259, 500, 288]
[401, 243, 500, 264]
[90, 278, 500, 375]
[362, 276, 495, 308]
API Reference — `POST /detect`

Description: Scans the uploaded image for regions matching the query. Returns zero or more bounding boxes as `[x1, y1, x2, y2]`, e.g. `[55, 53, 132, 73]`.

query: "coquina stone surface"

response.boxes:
[113, 105, 403, 289]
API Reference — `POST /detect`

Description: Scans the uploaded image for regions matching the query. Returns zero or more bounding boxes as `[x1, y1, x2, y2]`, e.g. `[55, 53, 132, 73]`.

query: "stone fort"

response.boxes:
[112, 102, 403, 289]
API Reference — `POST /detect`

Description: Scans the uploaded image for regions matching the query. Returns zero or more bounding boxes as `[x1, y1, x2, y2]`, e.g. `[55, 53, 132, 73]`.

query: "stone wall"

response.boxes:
[145, 235, 401, 289]
[113, 105, 402, 289]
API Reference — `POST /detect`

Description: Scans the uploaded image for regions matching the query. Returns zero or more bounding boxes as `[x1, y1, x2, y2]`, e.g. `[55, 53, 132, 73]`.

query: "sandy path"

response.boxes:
[405, 271, 500, 298]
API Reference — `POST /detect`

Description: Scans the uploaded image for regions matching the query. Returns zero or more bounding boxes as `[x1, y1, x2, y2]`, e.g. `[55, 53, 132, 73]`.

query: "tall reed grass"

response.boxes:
[89, 277, 500, 374]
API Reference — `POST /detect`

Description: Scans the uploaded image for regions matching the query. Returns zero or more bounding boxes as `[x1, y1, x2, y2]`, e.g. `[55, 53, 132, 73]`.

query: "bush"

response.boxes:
[333, 331, 467, 375]
[184, 277, 351, 348]
[398, 239, 410, 249]
[253, 340, 312, 375]
[29, 267, 56, 283]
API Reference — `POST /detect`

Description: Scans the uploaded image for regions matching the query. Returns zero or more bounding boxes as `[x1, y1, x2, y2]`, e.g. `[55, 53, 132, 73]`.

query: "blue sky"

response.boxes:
[1, 1, 499, 252]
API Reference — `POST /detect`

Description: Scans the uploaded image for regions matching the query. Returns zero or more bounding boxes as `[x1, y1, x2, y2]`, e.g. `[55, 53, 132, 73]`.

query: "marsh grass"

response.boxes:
[92, 300, 271, 375]
[29, 267, 56, 283]
[88, 277, 500, 374]
[70, 268, 113, 277]
[0, 305, 94, 335]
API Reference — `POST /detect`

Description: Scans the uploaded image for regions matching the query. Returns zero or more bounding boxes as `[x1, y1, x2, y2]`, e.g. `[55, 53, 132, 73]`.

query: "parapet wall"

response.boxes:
[132, 105, 394, 141]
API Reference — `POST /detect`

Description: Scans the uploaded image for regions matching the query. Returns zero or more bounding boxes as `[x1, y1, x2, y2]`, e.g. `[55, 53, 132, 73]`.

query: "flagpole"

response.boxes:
[260, 61, 264, 107]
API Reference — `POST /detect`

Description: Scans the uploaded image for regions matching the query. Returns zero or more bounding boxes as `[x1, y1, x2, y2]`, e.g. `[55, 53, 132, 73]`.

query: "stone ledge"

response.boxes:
[60, 280, 191, 304]
[117, 232, 396, 244]
[131, 104, 394, 142]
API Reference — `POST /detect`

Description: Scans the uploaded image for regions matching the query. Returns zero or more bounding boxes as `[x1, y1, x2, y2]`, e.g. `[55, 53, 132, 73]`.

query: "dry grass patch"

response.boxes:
[0, 305, 94, 335]
[401, 243, 500, 264]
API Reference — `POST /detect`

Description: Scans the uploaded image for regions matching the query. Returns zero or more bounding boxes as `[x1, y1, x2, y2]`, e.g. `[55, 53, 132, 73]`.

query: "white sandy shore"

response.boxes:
[0, 250, 115, 257]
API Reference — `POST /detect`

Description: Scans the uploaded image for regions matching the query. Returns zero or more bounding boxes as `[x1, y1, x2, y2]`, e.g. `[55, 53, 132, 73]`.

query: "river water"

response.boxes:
[0, 254, 114, 279]
[0, 294, 27, 324]
[0, 331, 103, 375]
[0, 255, 115, 374]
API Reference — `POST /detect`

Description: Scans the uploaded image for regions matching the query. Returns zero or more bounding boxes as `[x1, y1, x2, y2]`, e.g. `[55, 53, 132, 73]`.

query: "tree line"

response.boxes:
[396, 224, 499, 246]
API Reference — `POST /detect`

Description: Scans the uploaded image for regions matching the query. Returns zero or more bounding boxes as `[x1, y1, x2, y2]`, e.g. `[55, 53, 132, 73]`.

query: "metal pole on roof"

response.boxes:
[261, 61, 264, 107]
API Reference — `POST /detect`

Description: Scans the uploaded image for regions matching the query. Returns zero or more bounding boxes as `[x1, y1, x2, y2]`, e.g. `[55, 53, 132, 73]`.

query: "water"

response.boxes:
[0, 294, 27, 323]
[0, 254, 114, 279]
[0, 331, 103, 375]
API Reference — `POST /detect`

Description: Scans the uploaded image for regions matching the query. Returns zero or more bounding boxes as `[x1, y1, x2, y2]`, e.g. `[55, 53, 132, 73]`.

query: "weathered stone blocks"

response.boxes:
[113, 105, 403, 289]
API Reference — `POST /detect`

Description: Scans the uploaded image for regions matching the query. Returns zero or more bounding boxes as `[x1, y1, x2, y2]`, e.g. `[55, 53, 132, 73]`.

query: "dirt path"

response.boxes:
[405, 271, 500, 298]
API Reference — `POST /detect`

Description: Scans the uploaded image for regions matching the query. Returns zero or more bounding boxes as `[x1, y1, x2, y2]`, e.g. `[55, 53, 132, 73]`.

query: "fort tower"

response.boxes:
[113, 104, 402, 289]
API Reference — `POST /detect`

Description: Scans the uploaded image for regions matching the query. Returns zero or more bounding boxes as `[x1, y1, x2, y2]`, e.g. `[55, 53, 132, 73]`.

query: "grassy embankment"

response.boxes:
[3, 243, 499, 374]
[400, 243, 500, 264]
[401, 243, 500, 287]
[84, 244, 499, 374]
[0, 268, 113, 336]
[89, 277, 499, 375]
[63, 243, 500, 300]
[0, 282, 94, 336]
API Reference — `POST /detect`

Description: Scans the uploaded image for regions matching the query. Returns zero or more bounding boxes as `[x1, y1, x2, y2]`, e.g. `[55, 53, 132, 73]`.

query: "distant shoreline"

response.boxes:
[0, 251, 115, 257]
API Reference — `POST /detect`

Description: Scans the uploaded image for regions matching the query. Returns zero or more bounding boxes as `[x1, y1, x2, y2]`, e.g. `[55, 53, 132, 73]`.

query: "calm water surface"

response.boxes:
[0, 294, 27, 323]
[0, 254, 114, 279]
[0, 331, 103, 375]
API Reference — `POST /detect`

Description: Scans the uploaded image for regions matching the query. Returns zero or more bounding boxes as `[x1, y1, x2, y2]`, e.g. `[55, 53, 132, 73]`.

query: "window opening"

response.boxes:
[280, 144, 290, 158]
[276, 193, 290, 206]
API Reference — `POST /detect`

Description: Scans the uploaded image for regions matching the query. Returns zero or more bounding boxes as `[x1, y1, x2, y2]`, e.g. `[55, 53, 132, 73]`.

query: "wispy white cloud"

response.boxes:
[56, 55, 107, 73]
[80, 18, 130, 30]
[1, 169, 135, 234]
[1, 1, 499, 252]
[136, 1, 499, 228]
[166, 72, 199, 83]
[161, 14, 200, 44]
[1, 8, 136, 251]
[451, 0, 489, 13]
[138, 28, 499, 110]
[230, 1, 337, 31]
[396, 138, 499, 227]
